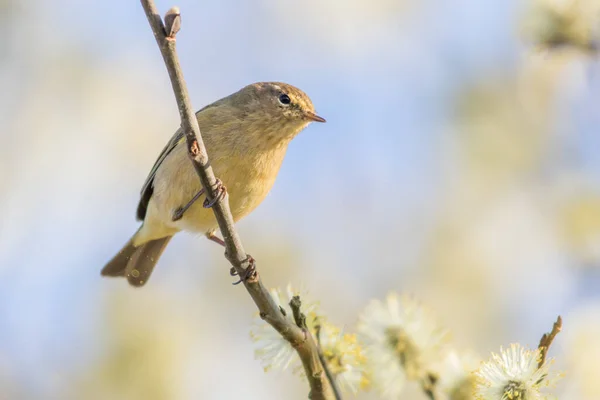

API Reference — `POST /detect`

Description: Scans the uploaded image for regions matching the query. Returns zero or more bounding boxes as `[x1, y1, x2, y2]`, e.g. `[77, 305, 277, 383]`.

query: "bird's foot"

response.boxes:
[203, 178, 227, 208]
[171, 178, 226, 221]
[231, 255, 257, 285]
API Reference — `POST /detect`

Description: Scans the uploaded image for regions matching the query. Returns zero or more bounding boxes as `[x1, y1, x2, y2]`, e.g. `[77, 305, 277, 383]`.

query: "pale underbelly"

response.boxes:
[173, 180, 272, 233]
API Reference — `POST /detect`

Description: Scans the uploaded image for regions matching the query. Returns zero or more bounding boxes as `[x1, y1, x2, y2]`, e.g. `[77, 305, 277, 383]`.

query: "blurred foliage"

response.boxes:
[70, 290, 190, 400]
[562, 303, 600, 398]
[523, 0, 600, 52]
[558, 192, 600, 266]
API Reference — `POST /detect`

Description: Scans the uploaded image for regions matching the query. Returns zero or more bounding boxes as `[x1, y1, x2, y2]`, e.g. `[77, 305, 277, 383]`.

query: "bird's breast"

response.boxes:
[213, 149, 287, 220]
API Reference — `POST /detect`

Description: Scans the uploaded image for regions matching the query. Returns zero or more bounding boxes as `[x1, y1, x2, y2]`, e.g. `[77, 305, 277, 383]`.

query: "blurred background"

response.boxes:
[1, 0, 599, 398]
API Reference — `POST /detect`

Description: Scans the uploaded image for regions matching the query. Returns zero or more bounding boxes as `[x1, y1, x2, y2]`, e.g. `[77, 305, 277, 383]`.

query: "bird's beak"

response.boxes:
[305, 112, 326, 123]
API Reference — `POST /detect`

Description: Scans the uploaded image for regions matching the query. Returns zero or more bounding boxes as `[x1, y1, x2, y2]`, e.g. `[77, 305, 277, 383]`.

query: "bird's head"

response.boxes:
[225, 82, 325, 146]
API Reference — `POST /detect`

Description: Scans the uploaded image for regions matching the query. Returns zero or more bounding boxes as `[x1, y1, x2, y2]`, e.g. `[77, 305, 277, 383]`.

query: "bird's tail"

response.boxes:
[101, 231, 172, 287]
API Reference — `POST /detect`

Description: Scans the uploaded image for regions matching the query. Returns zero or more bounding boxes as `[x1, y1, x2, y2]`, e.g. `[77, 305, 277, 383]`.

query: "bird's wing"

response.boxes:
[136, 128, 185, 221]
[136, 102, 223, 221]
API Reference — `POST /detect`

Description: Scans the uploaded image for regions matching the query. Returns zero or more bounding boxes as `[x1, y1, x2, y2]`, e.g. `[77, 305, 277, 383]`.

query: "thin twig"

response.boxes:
[139, 1, 336, 399]
[307, 312, 343, 400]
[537, 315, 562, 368]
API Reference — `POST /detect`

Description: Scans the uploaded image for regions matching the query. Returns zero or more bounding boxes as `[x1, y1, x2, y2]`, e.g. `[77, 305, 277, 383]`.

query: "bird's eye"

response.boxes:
[278, 93, 291, 105]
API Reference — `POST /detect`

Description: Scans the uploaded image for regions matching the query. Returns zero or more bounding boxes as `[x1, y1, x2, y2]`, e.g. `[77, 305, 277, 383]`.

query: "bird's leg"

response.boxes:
[172, 188, 205, 221]
[171, 178, 226, 221]
[206, 231, 226, 247]
[203, 178, 227, 208]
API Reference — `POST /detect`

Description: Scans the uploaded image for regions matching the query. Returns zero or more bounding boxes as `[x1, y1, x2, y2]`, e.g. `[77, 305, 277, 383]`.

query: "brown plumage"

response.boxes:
[101, 82, 325, 286]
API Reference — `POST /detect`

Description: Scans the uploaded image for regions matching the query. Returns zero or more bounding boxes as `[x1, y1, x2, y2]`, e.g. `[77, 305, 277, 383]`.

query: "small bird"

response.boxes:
[101, 82, 325, 286]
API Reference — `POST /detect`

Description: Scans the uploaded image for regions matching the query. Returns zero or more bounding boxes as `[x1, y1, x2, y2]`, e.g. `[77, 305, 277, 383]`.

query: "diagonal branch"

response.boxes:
[139, 1, 336, 399]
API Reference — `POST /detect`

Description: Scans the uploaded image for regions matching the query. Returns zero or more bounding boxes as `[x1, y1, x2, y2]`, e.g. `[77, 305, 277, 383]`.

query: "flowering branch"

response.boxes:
[474, 316, 564, 399]
[537, 315, 562, 368]
[139, 1, 336, 399]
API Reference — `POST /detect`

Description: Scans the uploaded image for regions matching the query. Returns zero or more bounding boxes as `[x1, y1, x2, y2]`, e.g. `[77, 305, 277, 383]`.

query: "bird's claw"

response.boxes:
[232, 255, 257, 285]
[203, 179, 227, 208]
[172, 207, 185, 221]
